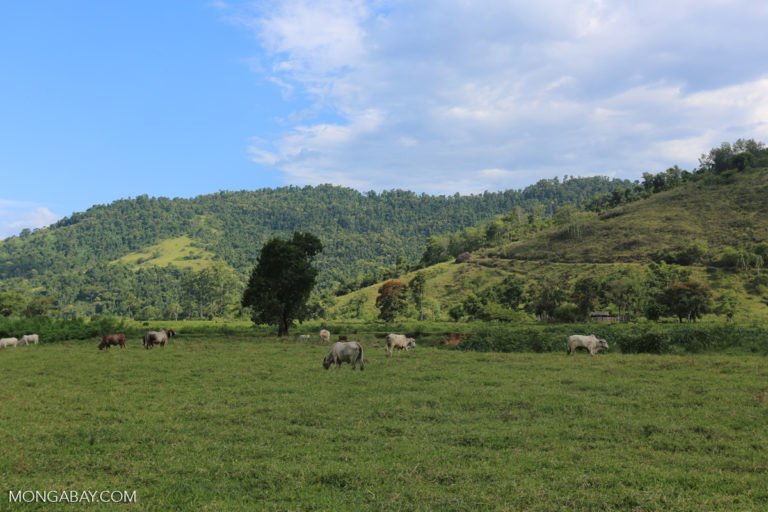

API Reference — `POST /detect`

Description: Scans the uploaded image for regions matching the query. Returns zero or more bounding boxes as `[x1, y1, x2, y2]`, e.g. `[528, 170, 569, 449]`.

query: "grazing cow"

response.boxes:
[0, 337, 19, 349]
[567, 334, 609, 356]
[143, 328, 176, 349]
[99, 333, 126, 350]
[298, 334, 311, 342]
[322, 341, 365, 371]
[319, 329, 331, 343]
[19, 334, 39, 345]
[385, 333, 416, 357]
[338, 335, 348, 341]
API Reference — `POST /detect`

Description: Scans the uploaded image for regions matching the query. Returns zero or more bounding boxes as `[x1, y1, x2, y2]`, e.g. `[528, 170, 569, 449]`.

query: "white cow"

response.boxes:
[323, 341, 365, 371]
[0, 337, 19, 349]
[319, 329, 331, 343]
[298, 334, 311, 342]
[567, 334, 609, 356]
[385, 333, 416, 357]
[19, 334, 39, 345]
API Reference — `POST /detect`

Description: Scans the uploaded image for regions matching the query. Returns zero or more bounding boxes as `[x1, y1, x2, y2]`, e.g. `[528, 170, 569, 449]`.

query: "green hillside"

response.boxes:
[332, 169, 768, 323]
[503, 169, 768, 263]
[0, 179, 629, 318]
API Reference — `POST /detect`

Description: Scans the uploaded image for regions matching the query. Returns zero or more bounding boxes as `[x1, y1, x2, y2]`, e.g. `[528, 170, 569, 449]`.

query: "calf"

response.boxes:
[385, 333, 416, 357]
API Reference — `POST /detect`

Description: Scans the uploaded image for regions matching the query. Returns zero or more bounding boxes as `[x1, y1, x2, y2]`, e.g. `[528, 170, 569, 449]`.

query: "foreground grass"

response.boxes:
[1, 338, 767, 511]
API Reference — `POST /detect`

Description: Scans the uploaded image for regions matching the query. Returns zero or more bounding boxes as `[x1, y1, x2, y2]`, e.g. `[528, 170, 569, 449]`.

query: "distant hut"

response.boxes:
[590, 310, 624, 323]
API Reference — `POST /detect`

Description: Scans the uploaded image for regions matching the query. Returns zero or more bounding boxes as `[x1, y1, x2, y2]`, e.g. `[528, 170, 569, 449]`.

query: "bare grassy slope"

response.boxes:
[503, 169, 768, 263]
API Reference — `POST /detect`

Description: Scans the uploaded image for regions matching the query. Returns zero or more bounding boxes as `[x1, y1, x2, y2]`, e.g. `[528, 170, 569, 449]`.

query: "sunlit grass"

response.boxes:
[112, 235, 219, 271]
[1, 338, 766, 510]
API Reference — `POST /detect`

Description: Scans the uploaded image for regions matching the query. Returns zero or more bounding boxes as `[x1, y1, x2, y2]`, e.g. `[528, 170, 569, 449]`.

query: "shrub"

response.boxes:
[552, 302, 582, 323]
[0, 316, 126, 343]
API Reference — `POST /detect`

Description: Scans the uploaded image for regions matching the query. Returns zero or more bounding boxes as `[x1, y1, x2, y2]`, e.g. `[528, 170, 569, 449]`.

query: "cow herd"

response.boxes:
[96, 328, 177, 350]
[312, 332, 420, 371]
[315, 331, 608, 370]
[0, 333, 39, 348]
[1, 326, 609, 364]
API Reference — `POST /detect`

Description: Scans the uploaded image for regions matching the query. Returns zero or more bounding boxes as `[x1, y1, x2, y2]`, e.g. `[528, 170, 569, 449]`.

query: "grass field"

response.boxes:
[1, 335, 767, 511]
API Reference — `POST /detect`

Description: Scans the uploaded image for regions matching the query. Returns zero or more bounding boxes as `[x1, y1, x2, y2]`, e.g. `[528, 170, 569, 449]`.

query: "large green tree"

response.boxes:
[659, 281, 712, 322]
[241, 232, 323, 336]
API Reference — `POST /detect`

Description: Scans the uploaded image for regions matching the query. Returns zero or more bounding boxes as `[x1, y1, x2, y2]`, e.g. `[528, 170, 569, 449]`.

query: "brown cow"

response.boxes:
[99, 333, 126, 350]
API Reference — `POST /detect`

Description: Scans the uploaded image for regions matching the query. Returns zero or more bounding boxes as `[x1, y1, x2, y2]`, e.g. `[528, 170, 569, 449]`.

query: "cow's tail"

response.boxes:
[358, 343, 365, 371]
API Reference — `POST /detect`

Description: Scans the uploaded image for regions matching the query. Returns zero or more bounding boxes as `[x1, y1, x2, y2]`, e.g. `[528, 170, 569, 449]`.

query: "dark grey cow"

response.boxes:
[323, 341, 365, 371]
[143, 328, 176, 349]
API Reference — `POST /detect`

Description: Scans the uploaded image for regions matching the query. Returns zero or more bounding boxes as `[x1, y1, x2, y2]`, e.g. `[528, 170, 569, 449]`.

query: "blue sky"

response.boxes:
[2, 1, 768, 239]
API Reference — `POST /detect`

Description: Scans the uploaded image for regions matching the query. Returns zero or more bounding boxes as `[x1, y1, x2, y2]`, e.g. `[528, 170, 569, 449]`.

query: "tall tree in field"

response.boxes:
[241, 232, 323, 336]
[376, 279, 409, 322]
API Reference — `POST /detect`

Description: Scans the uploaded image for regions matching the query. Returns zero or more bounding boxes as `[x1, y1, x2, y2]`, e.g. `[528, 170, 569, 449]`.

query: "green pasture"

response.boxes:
[1, 335, 767, 511]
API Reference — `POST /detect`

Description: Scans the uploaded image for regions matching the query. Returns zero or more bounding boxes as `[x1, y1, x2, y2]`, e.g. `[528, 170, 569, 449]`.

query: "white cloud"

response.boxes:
[0, 200, 59, 239]
[235, 0, 768, 192]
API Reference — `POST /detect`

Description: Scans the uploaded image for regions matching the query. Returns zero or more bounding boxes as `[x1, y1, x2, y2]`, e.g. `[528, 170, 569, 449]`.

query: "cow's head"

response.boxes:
[598, 338, 609, 350]
[407, 338, 416, 348]
[322, 354, 333, 370]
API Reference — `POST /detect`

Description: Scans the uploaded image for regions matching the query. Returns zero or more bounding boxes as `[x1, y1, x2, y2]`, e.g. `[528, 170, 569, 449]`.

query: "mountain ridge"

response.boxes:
[0, 179, 630, 318]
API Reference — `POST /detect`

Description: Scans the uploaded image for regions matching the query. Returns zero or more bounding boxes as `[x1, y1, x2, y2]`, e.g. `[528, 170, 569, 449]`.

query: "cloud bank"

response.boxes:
[0, 200, 58, 240]
[239, 0, 768, 193]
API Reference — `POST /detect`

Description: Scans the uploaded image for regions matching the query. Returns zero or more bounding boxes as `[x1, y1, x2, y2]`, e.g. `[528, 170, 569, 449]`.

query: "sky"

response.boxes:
[2, 1, 767, 239]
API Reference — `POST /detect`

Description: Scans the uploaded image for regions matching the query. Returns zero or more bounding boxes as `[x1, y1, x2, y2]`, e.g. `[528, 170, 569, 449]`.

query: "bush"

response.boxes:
[552, 302, 582, 323]
[0, 315, 127, 343]
[457, 322, 768, 354]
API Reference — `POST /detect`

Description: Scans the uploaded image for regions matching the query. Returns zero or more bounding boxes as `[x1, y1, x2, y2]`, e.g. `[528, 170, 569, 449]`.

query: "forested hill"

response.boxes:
[0, 178, 629, 318]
